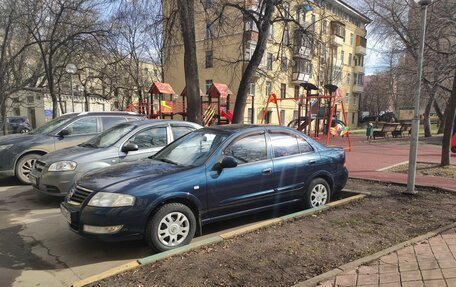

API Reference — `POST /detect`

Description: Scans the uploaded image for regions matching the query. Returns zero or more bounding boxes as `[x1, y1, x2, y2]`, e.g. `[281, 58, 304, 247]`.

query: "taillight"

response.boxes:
[343, 151, 346, 167]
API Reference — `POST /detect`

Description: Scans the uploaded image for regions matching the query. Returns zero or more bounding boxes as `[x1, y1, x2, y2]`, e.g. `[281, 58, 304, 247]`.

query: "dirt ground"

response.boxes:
[389, 162, 456, 179]
[92, 179, 456, 287]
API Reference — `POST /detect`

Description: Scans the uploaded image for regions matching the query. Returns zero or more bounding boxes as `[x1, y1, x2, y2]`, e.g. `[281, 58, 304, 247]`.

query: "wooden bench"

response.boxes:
[373, 123, 399, 139]
[392, 123, 412, 138]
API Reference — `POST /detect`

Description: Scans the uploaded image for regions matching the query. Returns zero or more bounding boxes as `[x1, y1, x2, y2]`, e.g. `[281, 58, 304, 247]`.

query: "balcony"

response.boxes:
[244, 30, 258, 43]
[331, 35, 344, 47]
[293, 46, 312, 59]
[291, 72, 310, 84]
[355, 36, 367, 55]
[353, 84, 364, 93]
[354, 65, 364, 73]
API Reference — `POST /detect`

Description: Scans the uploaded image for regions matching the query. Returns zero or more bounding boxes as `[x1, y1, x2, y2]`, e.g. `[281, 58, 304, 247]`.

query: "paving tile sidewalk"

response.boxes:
[318, 227, 456, 287]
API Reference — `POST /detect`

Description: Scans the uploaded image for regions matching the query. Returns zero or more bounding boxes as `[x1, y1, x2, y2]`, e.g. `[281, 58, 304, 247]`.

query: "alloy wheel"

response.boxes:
[310, 183, 328, 207]
[157, 211, 190, 247]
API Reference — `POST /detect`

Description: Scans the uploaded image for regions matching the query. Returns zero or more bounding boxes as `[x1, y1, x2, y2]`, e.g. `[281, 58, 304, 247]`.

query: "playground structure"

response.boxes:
[261, 83, 352, 151]
[125, 82, 233, 126]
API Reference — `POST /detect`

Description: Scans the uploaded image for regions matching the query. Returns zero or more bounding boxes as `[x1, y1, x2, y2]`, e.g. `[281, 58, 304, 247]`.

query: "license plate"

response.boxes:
[29, 175, 37, 186]
[61, 204, 71, 223]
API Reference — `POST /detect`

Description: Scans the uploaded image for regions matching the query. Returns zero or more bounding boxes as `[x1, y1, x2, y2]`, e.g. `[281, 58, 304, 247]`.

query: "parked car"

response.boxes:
[0, 111, 145, 183]
[31, 120, 201, 197]
[61, 125, 348, 252]
[0, 116, 32, 134]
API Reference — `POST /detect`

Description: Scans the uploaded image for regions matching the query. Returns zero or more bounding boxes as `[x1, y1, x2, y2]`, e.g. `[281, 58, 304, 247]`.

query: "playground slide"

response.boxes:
[220, 109, 233, 123]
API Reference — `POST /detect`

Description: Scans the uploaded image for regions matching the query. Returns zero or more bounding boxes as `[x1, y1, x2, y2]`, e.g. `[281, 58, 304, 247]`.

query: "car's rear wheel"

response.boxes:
[19, 128, 30, 134]
[15, 153, 41, 184]
[304, 178, 331, 208]
[145, 203, 196, 252]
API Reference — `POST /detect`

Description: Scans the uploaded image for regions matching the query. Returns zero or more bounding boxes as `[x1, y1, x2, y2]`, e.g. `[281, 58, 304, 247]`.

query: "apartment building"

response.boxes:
[164, 0, 370, 126]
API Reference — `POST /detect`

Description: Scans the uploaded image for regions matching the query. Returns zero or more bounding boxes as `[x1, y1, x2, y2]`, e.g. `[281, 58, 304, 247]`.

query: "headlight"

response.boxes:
[87, 192, 135, 207]
[48, 161, 77, 171]
[0, 144, 13, 151]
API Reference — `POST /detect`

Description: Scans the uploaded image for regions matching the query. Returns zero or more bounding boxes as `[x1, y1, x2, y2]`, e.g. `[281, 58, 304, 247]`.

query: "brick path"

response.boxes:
[318, 228, 456, 287]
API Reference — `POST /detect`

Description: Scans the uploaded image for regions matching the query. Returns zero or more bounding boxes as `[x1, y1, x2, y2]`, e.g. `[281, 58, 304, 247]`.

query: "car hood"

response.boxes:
[38, 145, 108, 164]
[77, 159, 189, 192]
[0, 133, 43, 145]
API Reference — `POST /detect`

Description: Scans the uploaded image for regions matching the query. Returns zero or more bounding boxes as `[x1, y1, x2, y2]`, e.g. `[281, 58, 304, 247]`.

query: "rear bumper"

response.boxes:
[333, 167, 348, 193]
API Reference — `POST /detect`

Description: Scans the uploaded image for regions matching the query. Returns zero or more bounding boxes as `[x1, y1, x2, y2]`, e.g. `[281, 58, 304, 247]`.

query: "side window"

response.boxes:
[127, 127, 167, 150]
[297, 137, 314, 153]
[66, 117, 97, 135]
[224, 133, 267, 164]
[101, 117, 126, 130]
[270, 132, 300, 158]
[171, 126, 195, 139]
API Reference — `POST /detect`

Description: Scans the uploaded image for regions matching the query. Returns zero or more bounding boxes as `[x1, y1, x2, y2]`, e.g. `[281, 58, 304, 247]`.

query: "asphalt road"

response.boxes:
[0, 176, 354, 287]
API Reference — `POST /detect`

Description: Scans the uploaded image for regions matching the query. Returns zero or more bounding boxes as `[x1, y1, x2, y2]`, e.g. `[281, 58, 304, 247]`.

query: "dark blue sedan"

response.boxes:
[61, 125, 348, 251]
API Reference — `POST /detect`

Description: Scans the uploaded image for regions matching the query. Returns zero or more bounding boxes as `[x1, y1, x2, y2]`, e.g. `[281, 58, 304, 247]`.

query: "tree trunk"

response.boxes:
[441, 68, 456, 166]
[232, 3, 275, 124]
[423, 96, 434, 137]
[177, 0, 202, 125]
[433, 101, 444, 134]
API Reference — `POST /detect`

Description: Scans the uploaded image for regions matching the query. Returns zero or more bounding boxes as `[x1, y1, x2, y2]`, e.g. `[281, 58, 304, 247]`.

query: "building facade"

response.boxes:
[164, 0, 370, 126]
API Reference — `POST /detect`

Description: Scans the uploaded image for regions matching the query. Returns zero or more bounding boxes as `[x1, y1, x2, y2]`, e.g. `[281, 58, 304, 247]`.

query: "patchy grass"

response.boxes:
[389, 162, 456, 179]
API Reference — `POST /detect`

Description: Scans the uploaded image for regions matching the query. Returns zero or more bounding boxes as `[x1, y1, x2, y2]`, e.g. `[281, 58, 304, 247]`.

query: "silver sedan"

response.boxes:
[30, 120, 201, 197]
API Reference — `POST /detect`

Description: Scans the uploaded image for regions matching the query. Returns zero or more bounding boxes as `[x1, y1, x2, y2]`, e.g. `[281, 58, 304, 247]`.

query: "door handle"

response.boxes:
[262, 168, 272, 174]
[309, 160, 317, 165]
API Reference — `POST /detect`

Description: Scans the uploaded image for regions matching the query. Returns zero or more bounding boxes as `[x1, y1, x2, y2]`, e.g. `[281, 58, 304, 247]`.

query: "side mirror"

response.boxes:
[219, 156, 238, 169]
[58, 129, 71, 137]
[122, 143, 139, 153]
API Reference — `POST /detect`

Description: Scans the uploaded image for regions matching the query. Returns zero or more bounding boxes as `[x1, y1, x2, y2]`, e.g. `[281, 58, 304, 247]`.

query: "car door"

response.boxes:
[118, 125, 170, 162]
[54, 116, 99, 151]
[206, 132, 276, 220]
[268, 130, 320, 202]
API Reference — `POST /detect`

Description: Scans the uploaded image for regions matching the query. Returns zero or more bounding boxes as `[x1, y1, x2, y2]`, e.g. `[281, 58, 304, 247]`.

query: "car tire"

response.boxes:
[303, 178, 331, 208]
[15, 153, 41, 184]
[145, 203, 196, 252]
[19, 128, 30, 134]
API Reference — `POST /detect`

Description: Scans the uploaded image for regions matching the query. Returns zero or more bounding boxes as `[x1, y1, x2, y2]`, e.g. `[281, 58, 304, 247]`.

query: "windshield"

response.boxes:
[29, 114, 75, 134]
[81, 123, 136, 148]
[153, 131, 227, 167]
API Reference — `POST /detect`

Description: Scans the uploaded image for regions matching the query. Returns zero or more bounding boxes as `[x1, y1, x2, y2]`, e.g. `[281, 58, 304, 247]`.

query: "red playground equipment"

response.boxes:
[202, 83, 233, 126]
[261, 83, 352, 151]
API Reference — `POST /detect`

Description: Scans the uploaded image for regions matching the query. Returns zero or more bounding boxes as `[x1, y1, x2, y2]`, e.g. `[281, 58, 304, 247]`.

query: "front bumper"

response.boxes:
[31, 169, 75, 197]
[60, 201, 145, 242]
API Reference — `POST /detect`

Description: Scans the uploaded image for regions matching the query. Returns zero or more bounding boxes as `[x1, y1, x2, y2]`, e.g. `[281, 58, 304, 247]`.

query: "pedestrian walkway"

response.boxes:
[318, 227, 456, 287]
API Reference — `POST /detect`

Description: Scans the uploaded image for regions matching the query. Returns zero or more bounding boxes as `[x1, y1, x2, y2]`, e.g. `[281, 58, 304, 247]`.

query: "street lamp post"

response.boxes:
[406, 0, 432, 194]
[65, 64, 77, 113]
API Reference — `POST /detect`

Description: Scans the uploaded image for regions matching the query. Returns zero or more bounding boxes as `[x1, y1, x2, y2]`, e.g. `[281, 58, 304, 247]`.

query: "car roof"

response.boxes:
[199, 124, 267, 135]
[129, 119, 201, 127]
[72, 111, 144, 116]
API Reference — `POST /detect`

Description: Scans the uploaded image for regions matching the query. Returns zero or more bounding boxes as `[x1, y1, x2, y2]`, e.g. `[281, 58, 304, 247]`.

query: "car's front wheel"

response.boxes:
[304, 178, 331, 208]
[15, 153, 41, 184]
[145, 203, 196, 252]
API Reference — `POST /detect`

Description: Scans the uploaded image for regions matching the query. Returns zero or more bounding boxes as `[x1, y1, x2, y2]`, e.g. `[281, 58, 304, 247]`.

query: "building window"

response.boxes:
[14, 107, 20, 116]
[205, 50, 213, 68]
[26, 96, 34, 104]
[294, 86, 300, 98]
[354, 73, 364, 85]
[267, 53, 273, 70]
[268, 24, 274, 40]
[282, 27, 289, 46]
[293, 58, 312, 75]
[280, 110, 286, 125]
[283, 2, 290, 19]
[280, 83, 287, 98]
[205, 22, 213, 39]
[322, 20, 327, 34]
[347, 73, 351, 85]
[293, 110, 298, 120]
[348, 53, 352, 66]
[248, 108, 254, 124]
[355, 55, 364, 67]
[352, 112, 355, 124]
[350, 33, 354, 46]
[331, 21, 345, 39]
[266, 81, 272, 96]
[280, 57, 288, 72]
[205, 80, 213, 92]
[341, 50, 344, 65]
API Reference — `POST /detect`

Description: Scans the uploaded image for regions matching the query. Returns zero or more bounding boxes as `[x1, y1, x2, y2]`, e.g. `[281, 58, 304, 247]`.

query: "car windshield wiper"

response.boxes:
[156, 158, 179, 165]
[79, 143, 99, 148]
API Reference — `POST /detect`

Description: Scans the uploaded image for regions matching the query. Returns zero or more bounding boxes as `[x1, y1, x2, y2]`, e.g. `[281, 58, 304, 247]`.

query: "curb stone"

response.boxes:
[71, 192, 367, 287]
[292, 221, 456, 287]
